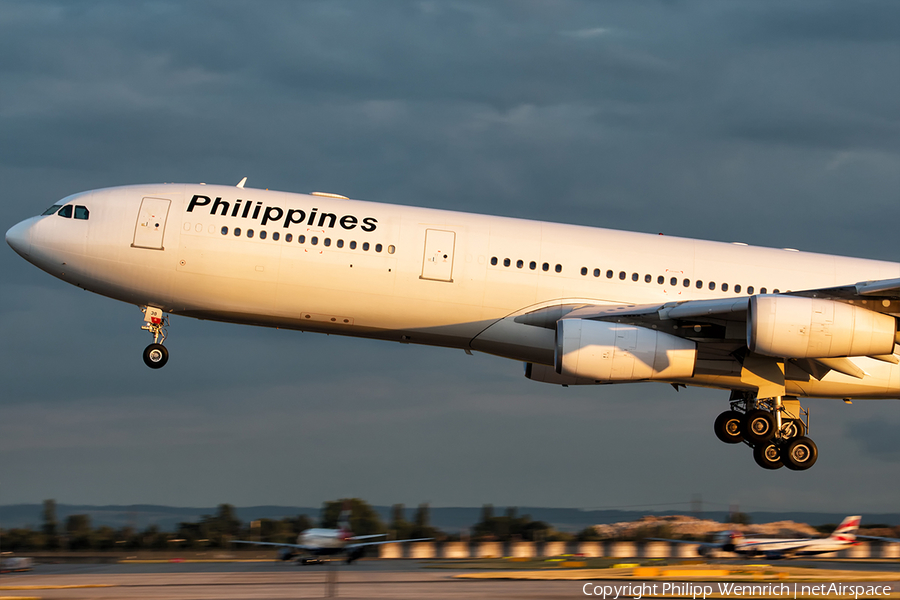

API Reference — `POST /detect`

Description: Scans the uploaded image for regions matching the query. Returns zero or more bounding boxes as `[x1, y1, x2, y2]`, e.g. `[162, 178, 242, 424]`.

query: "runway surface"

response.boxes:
[1, 560, 898, 600]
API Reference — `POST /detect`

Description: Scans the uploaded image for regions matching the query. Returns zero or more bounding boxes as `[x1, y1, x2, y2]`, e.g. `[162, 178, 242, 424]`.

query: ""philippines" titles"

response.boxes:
[186, 195, 378, 232]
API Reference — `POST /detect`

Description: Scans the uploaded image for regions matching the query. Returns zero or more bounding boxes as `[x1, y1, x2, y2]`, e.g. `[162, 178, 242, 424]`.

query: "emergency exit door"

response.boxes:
[132, 197, 171, 250]
[420, 229, 456, 282]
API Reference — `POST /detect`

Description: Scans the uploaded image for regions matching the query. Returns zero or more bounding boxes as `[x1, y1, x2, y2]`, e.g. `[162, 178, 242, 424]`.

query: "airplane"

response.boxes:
[232, 508, 431, 564]
[6, 181, 900, 472]
[653, 516, 863, 559]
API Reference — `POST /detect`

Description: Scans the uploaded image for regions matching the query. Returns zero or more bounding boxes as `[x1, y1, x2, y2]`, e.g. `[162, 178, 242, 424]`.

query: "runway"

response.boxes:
[1, 560, 899, 600]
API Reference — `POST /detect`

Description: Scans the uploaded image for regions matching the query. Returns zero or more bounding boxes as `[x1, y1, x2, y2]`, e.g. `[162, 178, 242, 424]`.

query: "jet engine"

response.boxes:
[555, 319, 697, 382]
[748, 295, 896, 359]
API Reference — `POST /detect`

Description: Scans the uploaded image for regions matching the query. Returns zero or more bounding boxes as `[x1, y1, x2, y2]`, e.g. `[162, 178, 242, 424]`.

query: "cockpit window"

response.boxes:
[42, 205, 62, 216]
[74, 205, 89, 220]
[57, 205, 73, 218]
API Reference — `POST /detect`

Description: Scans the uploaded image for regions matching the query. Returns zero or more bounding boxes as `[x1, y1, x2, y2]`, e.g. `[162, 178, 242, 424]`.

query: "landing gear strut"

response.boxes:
[141, 306, 169, 369]
[713, 392, 816, 471]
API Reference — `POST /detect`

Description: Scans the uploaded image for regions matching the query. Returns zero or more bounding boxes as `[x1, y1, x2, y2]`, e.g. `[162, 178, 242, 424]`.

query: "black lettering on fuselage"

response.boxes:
[187, 194, 211, 212]
[318, 212, 337, 228]
[261, 206, 284, 226]
[189, 193, 378, 232]
[211, 197, 229, 216]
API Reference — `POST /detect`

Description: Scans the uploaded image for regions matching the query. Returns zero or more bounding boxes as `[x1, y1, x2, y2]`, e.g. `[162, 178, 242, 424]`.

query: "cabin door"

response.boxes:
[132, 197, 171, 250]
[420, 229, 456, 282]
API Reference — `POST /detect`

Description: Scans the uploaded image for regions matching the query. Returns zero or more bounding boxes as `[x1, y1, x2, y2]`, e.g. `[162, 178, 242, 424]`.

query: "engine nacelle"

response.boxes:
[555, 319, 697, 382]
[748, 295, 896, 359]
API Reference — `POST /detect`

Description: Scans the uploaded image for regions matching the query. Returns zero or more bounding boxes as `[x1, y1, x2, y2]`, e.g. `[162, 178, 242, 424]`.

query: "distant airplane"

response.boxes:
[232, 507, 430, 564]
[653, 516, 863, 559]
[6, 181, 900, 471]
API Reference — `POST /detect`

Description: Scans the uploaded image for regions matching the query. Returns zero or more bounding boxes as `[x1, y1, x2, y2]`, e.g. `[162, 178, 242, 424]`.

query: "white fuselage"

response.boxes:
[735, 536, 854, 557]
[7, 183, 900, 399]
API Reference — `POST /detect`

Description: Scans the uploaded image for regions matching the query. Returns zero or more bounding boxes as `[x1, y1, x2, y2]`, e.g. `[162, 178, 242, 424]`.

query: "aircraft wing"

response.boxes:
[349, 534, 387, 541]
[857, 535, 900, 543]
[346, 537, 433, 549]
[535, 277, 900, 383]
[231, 540, 319, 551]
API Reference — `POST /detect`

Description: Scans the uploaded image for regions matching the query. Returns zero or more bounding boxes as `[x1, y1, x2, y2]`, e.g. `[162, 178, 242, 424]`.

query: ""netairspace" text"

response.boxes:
[582, 582, 893, 599]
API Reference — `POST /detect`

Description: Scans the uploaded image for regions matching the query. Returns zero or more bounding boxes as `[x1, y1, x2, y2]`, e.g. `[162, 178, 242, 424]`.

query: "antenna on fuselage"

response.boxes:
[236, 176, 248, 188]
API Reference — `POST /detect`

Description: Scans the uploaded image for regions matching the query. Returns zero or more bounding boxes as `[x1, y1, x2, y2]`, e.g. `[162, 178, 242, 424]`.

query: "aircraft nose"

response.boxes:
[6, 219, 33, 257]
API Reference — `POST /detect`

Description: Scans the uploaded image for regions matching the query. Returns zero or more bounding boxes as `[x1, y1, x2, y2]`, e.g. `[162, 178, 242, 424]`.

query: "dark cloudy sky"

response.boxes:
[2, 1, 899, 514]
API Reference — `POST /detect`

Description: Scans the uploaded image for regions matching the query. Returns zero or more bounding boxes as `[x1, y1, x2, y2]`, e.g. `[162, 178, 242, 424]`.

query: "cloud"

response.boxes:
[845, 418, 900, 461]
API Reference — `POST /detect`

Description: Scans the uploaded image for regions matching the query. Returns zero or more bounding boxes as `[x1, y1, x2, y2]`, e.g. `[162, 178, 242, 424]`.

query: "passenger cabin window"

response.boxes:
[696, 280, 703, 289]
[234, 227, 241, 236]
[247, 229, 254, 238]
[350, 241, 357, 249]
[337, 239, 344, 248]
[221, 226, 228, 235]
[658, 276, 664, 284]
[272, 232, 279, 241]
[670, 277, 677, 286]
[631, 272, 638, 281]
[363, 242, 370, 251]
[581, 267, 588, 276]
[515, 259, 522, 268]
[259, 231, 267, 239]
[555, 264, 562, 273]
[42, 205, 62, 216]
[311, 236, 318, 245]
[324, 238, 331, 247]
[747, 286, 755, 294]
[619, 271, 626, 280]
[388, 245, 395, 254]
[709, 282, 716, 290]
[376, 243, 383, 253]
[299, 235, 306, 243]
[734, 284, 742, 293]
[491, 257, 498, 265]
[542, 263, 549, 272]
[683, 278, 690, 287]
[607, 270, 613, 278]
[721, 283, 729, 292]
[503, 258, 511, 267]
[644, 274, 652, 283]
[57, 205, 73, 218]
[595, 269, 601, 277]
[760, 287, 767, 294]
[286, 233, 293, 242]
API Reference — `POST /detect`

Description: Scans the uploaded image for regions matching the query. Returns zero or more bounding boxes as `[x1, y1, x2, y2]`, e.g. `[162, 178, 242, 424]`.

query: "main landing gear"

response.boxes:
[141, 306, 169, 369]
[713, 392, 817, 471]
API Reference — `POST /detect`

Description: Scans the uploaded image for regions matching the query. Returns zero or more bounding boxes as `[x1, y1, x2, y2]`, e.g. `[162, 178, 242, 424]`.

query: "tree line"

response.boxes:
[0, 499, 596, 552]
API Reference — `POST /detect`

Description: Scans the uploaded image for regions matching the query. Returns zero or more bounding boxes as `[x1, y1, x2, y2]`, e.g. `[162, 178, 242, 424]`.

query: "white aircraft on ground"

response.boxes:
[6, 181, 900, 471]
[233, 509, 430, 564]
[654, 516, 863, 559]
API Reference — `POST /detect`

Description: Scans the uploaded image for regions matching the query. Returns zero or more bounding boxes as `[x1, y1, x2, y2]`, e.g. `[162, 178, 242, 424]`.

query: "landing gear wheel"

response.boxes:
[742, 409, 776, 444]
[753, 442, 784, 470]
[780, 418, 806, 440]
[714, 410, 744, 444]
[783, 436, 818, 471]
[143, 343, 169, 369]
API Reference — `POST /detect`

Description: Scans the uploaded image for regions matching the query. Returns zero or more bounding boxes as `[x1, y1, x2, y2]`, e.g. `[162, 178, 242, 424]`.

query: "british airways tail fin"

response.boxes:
[828, 516, 861, 541]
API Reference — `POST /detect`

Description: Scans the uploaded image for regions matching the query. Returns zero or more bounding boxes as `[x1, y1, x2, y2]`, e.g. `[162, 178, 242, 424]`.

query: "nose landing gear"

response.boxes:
[141, 306, 169, 369]
[713, 392, 816, 471]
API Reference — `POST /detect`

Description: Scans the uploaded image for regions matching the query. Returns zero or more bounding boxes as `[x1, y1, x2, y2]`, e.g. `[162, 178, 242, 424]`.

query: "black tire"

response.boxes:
[742, 409, 776, 444]
[142, 343, 169, 369]
[783, 436, 818, 471]
[753, 442, 784, 470]
[714, 410, 744, 444]
[781, 418, 806, 439]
